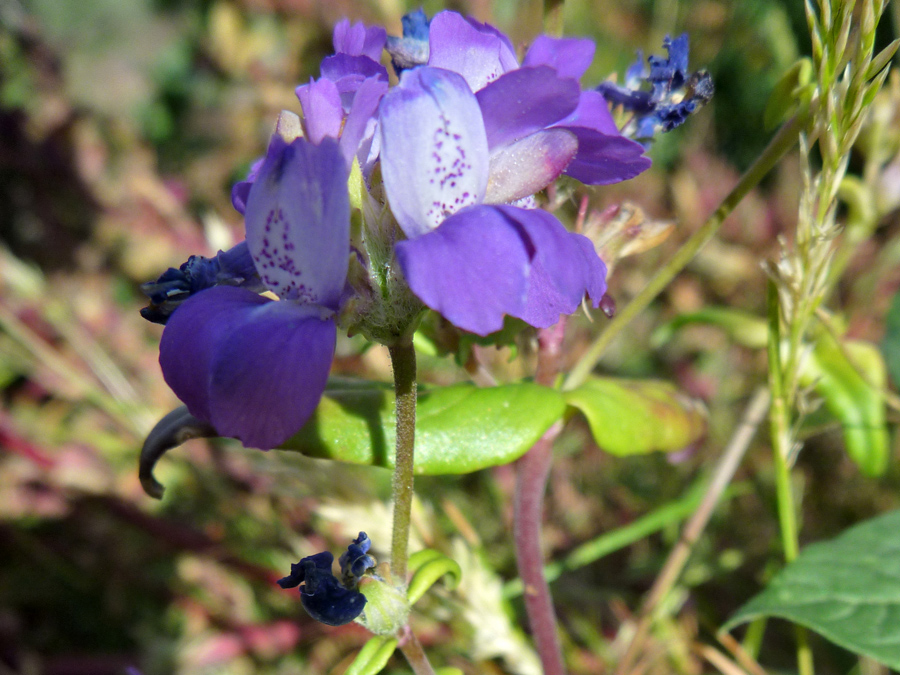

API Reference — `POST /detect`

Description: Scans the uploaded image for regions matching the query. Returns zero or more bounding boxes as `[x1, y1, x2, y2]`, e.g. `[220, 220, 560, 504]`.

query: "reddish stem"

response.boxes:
[513, 320, 568, 675]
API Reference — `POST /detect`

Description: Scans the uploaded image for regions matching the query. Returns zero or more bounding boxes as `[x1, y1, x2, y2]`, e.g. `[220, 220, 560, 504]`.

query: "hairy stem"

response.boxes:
[389, 342, 417, 586]
[615, 388, 771, 675]
[398, 628, 436, 675]
[564, 114, 805, 391]
[514, 320, 568, 675]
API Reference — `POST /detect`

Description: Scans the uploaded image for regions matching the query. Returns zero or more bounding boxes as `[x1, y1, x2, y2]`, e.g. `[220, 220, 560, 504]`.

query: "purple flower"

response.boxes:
[156, 114, 350, 450]
[378, 64, 613, 335]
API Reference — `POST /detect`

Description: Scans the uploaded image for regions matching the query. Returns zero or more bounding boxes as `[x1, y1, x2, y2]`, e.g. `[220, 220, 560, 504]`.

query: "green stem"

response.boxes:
[766, 280, 814, 675]
[563, 114, 806, 391]
[543, 0, 565, 36]
[388, 342, 417, 586]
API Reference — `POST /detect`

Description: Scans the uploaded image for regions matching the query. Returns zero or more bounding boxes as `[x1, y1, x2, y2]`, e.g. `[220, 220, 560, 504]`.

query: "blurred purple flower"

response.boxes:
[156, 115, 349, 449]
[597, 34, 713, 142]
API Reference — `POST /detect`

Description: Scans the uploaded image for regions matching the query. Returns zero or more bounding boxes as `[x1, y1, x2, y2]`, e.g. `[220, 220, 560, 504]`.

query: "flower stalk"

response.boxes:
[389, 341, 418, 586]
[514, 319, 568, 675]
[397, 629, 436, 675]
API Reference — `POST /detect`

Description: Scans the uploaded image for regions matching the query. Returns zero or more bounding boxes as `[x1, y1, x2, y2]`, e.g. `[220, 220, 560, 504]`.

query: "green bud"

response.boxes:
[356, 565, 411, 635]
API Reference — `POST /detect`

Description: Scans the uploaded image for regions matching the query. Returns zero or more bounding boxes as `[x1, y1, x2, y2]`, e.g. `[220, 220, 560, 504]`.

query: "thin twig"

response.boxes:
[514, 320, 569, 675]
[397, 627, 436, 675]
[564, 115, 805, 391]
[615, 387, 771, 674]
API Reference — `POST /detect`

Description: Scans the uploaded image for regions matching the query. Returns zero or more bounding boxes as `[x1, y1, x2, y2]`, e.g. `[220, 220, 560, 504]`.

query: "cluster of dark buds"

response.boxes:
[278, 532, 377, 626]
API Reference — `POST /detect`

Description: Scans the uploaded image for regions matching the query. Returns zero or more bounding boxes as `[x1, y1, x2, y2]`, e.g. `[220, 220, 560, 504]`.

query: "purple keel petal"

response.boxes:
[476, 66, 580, 150]
[160, 286, 268, 423]
[208, 300, 336, 450]
[493, 206, 607, 328]
[395, 205, 530, 335]
[522, 35, 596, 81]
[379, 67, 489, 238]
[427, 11, 517, 92]
[245, 136, 349, 309]
[296, 78, 344, 144]
[485, 129, 577, 204]
[562, 127, 651, 184]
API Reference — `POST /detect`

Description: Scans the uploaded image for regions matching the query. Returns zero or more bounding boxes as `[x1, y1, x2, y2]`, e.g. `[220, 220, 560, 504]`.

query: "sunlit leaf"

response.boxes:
[280, 380, 566, 475]
[563, 377, 706, 456]
[722, 510, 900, 668]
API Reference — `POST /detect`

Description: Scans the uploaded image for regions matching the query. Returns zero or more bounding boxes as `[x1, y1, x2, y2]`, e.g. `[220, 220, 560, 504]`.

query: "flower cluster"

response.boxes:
[141, 11, 707, 450]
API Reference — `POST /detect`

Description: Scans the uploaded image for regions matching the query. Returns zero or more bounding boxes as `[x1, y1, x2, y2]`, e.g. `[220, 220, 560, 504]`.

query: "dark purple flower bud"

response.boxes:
[278, 536, 377, 627]
[339, 532, 377, 584]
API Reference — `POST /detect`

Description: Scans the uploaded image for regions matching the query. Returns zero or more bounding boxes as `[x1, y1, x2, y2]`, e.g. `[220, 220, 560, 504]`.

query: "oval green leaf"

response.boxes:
[279, 380, 566, 475]
[563, 377, 706, 456]
[722, 510, 900, 668]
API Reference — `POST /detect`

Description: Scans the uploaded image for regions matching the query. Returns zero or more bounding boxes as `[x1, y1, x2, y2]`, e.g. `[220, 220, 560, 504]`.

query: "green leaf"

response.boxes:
[279, 380, 566, 475]
[343, 636, 398, 675]
[563, 377, 706, 456]
[722, 510, 900, 668]
[764, 57, 813, 130]
[801, 334, 889, 476]
[882, 290, 900, 388]
[406, 549, 462, 605]
[652, 307, 767, 350]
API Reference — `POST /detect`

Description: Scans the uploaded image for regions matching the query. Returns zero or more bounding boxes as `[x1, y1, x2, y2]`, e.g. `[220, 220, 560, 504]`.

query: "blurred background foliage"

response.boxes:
[2, 0, 900, 673]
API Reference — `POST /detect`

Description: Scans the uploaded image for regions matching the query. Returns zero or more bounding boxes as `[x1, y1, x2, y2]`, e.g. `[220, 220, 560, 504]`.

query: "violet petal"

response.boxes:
[332, 19, 386, 61]
[522, 35, 596, 81]
[339, 76, 388, 168]
[485, 128, 577, 204]
[231, 157, 264, 215]
[245, 135, 349, 309]
[427, 11, 517, 92]
[476, 66, 580, 150]
[207, 299, 336, 450]
[296, 78, 344, 144]
[159, 286, 271, 423]
[492, 206, 607, 327]
[379, 67, 489, 238]
[561, 127, 651, 184]
[395, 205, 530, 336]
[556, 90, 619, 135]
